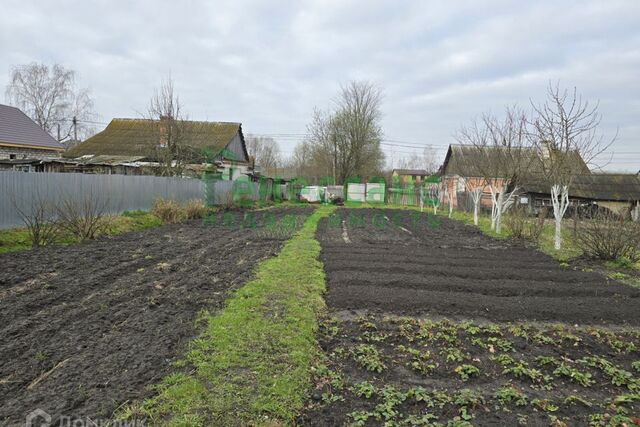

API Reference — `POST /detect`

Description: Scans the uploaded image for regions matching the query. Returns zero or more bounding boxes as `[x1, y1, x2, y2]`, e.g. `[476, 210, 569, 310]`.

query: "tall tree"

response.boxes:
[147, 77, 190, 176]
[302, 81, 385, 183]
[5, 63, 95, 143]
[245, 135, 282, 174]
[529, 83, 614, 250]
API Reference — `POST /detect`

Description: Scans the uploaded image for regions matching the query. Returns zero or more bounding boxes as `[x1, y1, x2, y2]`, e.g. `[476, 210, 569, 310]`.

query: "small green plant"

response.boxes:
[503, 360, 543, 382]
[352, 344, 386, 373]
[495, 385, 528, 407]
[454, 364, 480, 381]
[553, 362, 594, 387]
[443, 347, 466, 363]
[632, 360, 640, 373]
[581, 357, 638, 390]
[351, 381, 376, 399]
[33, 351, 47, 361]
[531, 398, 559, 412]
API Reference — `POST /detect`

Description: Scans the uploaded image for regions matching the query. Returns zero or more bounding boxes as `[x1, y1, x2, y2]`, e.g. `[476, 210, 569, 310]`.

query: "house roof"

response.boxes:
[64, 118, 245, 160]
[0, 104, 64, 151]
[392, 169, 431, 176]
[521, 173, 640, 201]
[441, 144, 590, 177]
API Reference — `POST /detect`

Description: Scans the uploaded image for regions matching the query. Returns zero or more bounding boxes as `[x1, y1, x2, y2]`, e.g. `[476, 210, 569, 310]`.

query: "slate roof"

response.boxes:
[392, 169, 431, 176]
[441, 144, 590, 177]
[521, 173, 640, 201]
[0, 104, 64, 151]
[65, 118, 245, 161]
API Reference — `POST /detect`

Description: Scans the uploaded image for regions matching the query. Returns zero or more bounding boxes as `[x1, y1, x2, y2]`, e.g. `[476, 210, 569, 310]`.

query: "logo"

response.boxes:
[26, 409, 51, 427]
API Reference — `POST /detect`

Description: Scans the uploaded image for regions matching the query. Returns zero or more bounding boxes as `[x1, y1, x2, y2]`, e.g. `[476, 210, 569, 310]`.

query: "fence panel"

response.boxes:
[0, 171, 208, 229]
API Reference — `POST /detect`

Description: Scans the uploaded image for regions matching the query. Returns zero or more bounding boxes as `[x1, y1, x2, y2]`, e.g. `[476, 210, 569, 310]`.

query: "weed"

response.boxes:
[454, 364, 480, 381]
[632, 361, 640, 373]
[33, 351, 47, 361]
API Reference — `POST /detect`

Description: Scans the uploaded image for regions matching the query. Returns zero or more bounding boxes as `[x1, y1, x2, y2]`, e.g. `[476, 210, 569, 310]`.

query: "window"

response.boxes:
[9, 154, 16, 159]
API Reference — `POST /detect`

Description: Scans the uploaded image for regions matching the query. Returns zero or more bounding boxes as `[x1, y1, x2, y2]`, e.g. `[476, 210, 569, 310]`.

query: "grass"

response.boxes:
[0, 210, 162, 254]
[128, 206, 335, 426]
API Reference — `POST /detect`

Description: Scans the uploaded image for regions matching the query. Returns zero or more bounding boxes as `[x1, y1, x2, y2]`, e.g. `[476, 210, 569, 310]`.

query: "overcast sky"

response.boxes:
[1, 0, 639, 171]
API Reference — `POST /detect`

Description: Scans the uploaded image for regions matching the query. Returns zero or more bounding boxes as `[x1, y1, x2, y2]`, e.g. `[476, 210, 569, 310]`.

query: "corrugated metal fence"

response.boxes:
[0, 171, 209, 229]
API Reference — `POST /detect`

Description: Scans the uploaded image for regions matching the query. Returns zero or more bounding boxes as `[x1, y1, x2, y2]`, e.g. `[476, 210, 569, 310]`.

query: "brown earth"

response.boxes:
[300, 208, 640, 426]
[318, 208, 640, 325]
[0, 207, 311, 426]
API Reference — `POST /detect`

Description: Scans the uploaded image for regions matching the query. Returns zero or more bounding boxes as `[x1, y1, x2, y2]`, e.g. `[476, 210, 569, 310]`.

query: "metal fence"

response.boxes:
[0, 171, 208, 229]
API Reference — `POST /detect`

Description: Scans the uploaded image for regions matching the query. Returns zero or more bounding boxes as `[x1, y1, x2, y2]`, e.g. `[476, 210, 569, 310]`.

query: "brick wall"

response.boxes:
[0, 146, 62, 160]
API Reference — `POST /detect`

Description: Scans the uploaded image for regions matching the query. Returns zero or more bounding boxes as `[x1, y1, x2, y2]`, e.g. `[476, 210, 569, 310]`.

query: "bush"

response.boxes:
[55, 193, 110, 241]
[184, 199, 207, 220]
[151, 198, 185, 224]
[574, 212, 640, 261]
[505, 205, 547, 242]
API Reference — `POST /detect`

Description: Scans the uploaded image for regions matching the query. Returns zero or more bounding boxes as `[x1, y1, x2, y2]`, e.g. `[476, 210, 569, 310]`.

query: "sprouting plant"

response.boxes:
[553, 362, 595, 387]
[351, 381, 376, 399]
[508, 324, 531, 339]
[321, 392, 344, 404]
[535, 355, 558, 367]
[503, 360, 543, 382]
[352, 344, 386, 373]
[493, 354, 515, 367]
[458, 321, 481, 335]
[407, 348, 436, 376]
[349, 410, 372, 426]
[632, 361, 640, 373]
[487, 336, 514, 352]
[455, 364, 480, 381]
[581, 356, 638, 390]
[482, 324, 502, 335]
[533, 333, 559, 346]
[454, 388, 485, 408]
[33, 351, 47, 361]
[443, 347, 466, 363]
[313, 365, 344, 390]
[356, 315, 377, 332]
[407, 386, 434, 407]
[373, 385, 406, 422]
[564, 395, 592, 407]
[398, 322, 417, 342]
[531, 398, 559, 412]
[495, 385, 528, 407]
[402, 413, 439, 425]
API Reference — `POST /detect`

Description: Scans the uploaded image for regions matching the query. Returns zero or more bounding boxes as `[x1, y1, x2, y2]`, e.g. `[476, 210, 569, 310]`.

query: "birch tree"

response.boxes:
[5, 63, 95, 142]
[529, 83, 614, 250]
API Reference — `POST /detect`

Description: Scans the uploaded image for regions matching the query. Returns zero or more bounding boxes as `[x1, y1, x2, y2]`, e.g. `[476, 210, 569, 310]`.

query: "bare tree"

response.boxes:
[245, 135, 282, 175]
[397, 146, 439, 174]
[456, 106, 531, 234]
[303, 81, 385, 183]
[5, 63, 95, 142]
[147, 77, 190, 176]
[529, 83, 614, 249]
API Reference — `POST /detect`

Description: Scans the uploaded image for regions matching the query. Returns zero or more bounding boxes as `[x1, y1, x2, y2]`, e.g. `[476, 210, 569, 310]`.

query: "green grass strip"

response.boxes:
[131, 206, 335, 426]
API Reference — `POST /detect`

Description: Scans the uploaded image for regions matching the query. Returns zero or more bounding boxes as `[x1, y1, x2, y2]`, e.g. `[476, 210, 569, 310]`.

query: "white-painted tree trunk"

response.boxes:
[632, 202, 640, 222]
[550, 184, 570, 250]
[470, 188, 482, 226]
[489, 185, 518, 235]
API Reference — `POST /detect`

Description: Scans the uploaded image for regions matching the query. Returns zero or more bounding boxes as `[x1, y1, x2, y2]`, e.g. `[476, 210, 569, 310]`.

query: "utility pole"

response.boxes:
[72, 116, 78, 142]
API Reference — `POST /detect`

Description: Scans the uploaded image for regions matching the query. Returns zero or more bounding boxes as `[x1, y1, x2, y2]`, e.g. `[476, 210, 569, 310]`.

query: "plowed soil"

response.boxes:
[300, 208, 640, 426]
[0, 207, 311, 426]
[319, 208, 639, 325]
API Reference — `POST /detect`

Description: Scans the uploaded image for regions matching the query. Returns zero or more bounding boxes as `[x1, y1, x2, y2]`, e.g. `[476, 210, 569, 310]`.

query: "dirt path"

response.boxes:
[318, 208, 640, 325]
[0, 207, 311, 425]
